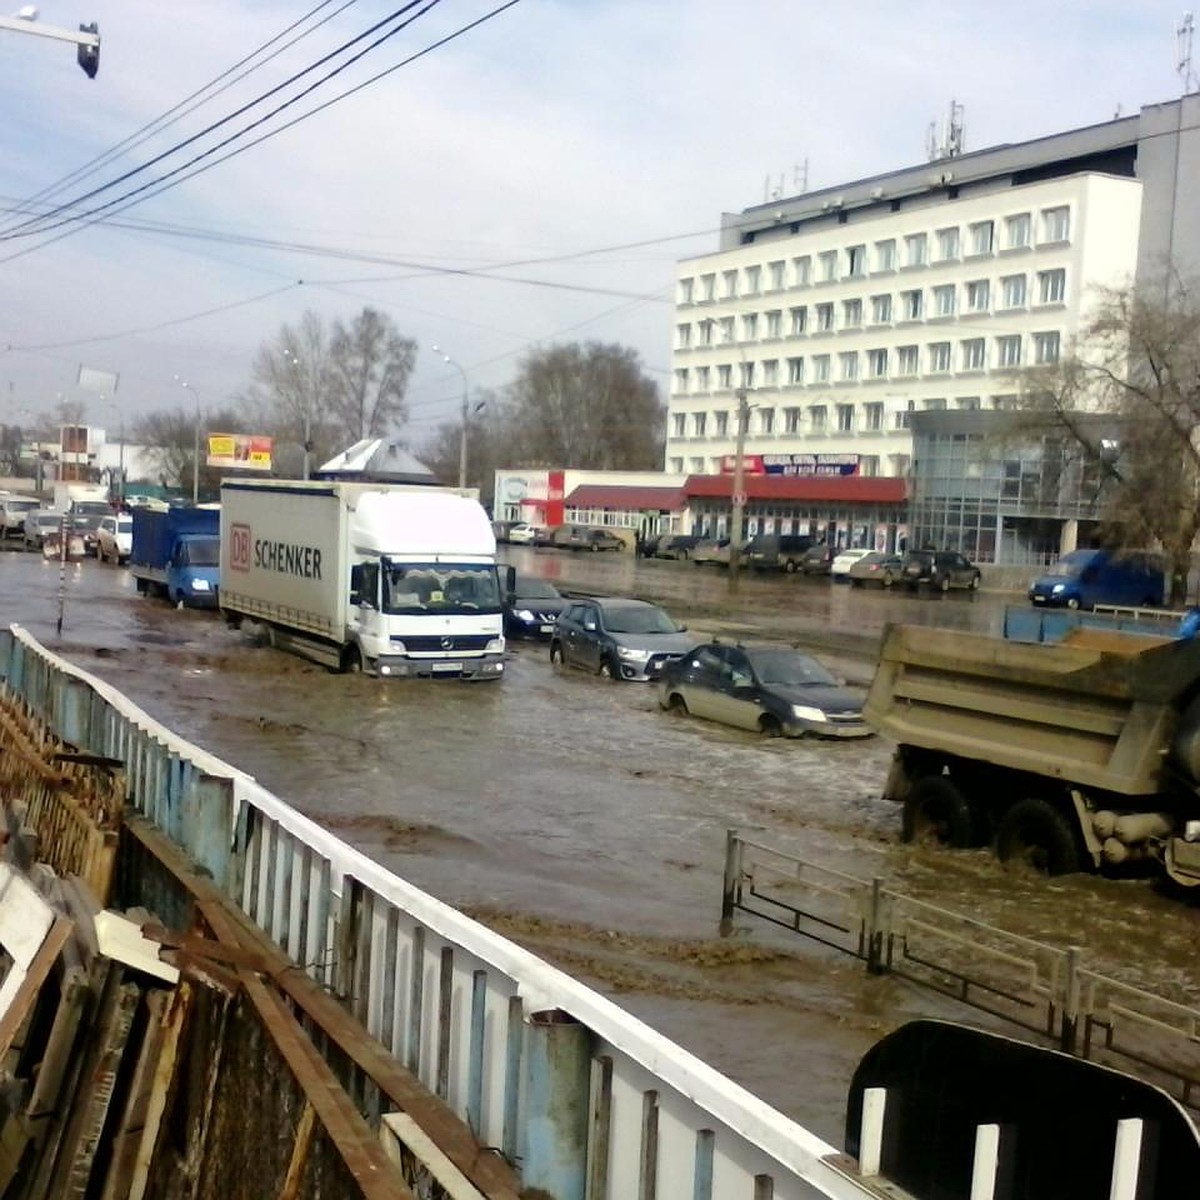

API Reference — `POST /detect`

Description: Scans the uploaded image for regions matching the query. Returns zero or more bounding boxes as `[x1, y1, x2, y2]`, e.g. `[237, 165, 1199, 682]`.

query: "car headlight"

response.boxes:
[1052, 583, 1065, 594]
[191, 579, 212, 591]
[515, 609, 535, 621]
[617, 646, 650, 660]
[791, 704, 828, 722]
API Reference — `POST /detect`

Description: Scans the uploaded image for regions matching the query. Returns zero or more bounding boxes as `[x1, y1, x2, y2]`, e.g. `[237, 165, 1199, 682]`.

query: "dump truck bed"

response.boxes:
[864, 624, 1200, 796]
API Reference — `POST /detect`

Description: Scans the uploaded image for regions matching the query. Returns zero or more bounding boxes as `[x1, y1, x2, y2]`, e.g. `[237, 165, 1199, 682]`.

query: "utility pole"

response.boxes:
[728, 387, 750, 594]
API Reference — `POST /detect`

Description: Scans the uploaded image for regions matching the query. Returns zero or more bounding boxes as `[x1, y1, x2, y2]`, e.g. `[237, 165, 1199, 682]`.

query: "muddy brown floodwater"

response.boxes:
[4, 548, 1199, 1146]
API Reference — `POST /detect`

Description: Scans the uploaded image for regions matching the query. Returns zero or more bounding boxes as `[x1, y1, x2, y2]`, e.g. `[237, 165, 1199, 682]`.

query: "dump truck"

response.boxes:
[864, 622, 1200, 886]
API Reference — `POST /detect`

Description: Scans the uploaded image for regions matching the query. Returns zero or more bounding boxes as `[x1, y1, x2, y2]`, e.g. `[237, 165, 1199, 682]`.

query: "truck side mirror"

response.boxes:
[502, 564, 516, 597]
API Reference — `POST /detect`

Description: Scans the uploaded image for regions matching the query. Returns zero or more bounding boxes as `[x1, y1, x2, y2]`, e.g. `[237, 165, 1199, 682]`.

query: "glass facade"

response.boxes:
[908, 411, 1117, 566]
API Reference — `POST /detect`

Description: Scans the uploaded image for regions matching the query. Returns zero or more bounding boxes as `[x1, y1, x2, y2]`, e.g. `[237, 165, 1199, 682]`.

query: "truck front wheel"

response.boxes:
[902, 776, 975, 849]
[995, 797, 1081, 875]
[341, 646, 363, 675]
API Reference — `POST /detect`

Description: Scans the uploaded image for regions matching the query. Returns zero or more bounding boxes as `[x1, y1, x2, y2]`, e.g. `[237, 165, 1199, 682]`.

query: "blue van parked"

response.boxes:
[1028, 548, 1165, 610]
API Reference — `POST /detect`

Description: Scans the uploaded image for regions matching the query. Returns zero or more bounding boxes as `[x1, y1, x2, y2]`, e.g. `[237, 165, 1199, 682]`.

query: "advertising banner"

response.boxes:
[206, 433, 273, 471]
[719, 452, 860, 477]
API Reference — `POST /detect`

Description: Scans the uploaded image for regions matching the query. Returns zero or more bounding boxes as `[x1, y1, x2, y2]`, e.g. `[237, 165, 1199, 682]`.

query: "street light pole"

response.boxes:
[729, 386, 750, 594]
[433, 345, 470, 489]
[286, 353, 313, 480]
[175, 377, 202, 504]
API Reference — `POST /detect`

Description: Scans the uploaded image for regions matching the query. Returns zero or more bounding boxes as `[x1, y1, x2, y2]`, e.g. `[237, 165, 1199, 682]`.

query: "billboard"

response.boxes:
[719, 453, 860, 477]
[206, 433, 273, 471]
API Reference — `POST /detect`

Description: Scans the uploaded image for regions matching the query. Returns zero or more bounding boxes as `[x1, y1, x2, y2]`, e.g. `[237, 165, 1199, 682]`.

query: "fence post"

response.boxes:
[1061, 944, 1081, 1055]
[720, 828, 742, 936]
[867, 877, 888, 975]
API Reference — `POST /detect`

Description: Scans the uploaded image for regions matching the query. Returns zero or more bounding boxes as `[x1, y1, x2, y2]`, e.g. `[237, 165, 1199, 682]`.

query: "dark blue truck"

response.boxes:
[129, 506, 220, 607]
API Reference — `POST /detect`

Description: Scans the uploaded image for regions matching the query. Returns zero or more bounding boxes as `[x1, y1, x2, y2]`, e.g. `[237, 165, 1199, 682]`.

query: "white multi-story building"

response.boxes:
[668, 171, 1142, 478]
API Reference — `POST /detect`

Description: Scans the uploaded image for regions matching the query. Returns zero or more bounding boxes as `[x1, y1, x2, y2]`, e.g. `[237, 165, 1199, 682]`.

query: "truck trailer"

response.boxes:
[864, 622, 1200, 888]
[218, 480, 505, 679]
[129, 506, 221, 607]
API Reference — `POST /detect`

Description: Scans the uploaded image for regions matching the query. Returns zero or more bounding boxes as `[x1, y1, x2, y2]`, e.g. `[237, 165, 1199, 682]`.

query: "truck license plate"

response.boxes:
[432, 662, 462, 673]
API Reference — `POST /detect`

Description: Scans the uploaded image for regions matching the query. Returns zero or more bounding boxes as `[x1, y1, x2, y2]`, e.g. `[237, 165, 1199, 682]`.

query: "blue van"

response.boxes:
[1028, 549, 1165, 610]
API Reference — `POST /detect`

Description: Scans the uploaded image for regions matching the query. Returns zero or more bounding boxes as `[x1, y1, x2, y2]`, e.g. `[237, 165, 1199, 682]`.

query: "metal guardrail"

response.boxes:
[722, 830, 1200, 1112]
[2, 626, 894, 1200]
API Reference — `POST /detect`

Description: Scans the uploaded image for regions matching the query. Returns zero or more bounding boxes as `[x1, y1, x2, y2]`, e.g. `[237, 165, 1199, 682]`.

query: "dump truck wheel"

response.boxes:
[902, 776, 974, 848]
[996, 798, 1080, 875]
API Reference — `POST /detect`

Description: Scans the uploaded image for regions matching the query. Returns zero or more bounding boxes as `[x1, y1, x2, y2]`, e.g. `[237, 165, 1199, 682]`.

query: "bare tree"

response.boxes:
[327, 307, 415, 443]
[504, 342, 664, 470]
[1017, 281, 1200, 603]
[131, 405, 247, 497]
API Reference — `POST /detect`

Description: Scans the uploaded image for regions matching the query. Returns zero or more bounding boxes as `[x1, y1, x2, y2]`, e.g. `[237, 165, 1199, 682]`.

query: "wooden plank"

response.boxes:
[278, 1102, 316, 1200]
[0, 917, 73, 1059]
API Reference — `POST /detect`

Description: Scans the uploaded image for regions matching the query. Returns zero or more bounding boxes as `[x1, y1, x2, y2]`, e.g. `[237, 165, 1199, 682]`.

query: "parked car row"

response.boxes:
[495, 522, 627, 552]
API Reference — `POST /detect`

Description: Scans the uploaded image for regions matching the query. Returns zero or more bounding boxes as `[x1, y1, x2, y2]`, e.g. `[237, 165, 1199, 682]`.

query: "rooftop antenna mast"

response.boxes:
[926, 100, 966, 161]
[1178, 11, 1196, 94]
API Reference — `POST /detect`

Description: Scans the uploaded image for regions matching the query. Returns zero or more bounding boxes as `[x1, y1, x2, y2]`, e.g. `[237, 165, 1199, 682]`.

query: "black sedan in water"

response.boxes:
[657, 641, 873, 738]
[503, 575, 568, 639]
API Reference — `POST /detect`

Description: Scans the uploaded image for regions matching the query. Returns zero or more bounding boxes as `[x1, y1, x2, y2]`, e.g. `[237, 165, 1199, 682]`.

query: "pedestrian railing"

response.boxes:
[722, 830, 1200, 1111]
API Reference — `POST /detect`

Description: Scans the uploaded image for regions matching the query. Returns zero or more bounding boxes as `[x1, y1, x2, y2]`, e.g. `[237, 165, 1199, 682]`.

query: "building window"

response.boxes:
[787, 356, 805, 384]
[901, 288, 923, 320]
[717, 364, 733, 389]
[956, 395, 981, 410]
[765, 310, 782, 338]
[867, 348, 888, 378]
[677, 323, 692, 348]
[674, 368, 689, 394]
[991, 393, 1018, 411]
[715, 411, 729, 437]
[696, 366, 710, 391]
[924, 397, 947, 411]
[874, 239, 896, 271]
[692, 412, 707, 437]
[1038, 268, 1066, 304]
[1001, 274, 1027, 308]
[997, 334, 1022, 366]
[842, 298, 863, 327]
[768, 260, 786, 290]
[793, 255, 811, 286]
[784, 406, 802, 433]
[790, 306, 808, 335]
[965, 280, 989, 312]
[816, 302, 835, 332]
[904, 232, 927, 266]
[839, 351, 859, 381]
[891, 453, 911, 476]
[895, 403, 914, 430]
[762, 359, 779, 386]
[741, 313, 758, 340]
[864, 402, 883, 431]
[871, 293, 892, 323]
[759, 407, 775, 434]
[961, 338, 986, 370]
[1041, 206, 1070, 243]
[813, 355, 831, 383]
[1005, 213, 1031, 248]
[969, 220, 994, 255]
[846, 244, 866, 276]
[690, 457, 705, 472]
[860, 455, 880, 477]
[679, 278, 694, 304]
[836, 403, 855, 432]
[722, 269, 738, 299]
[672, 413, 686, 437]
[809, 405, 828, 431]
[698, 320, 714, 346]
[701, 273, 716, 301]
[669, 456, 684, 472]
[935, 227, 960, 261]
[719, 316, 735, 342]
[745, 265, 762, 294]
[928, 341, 951, 372]
[1033, 331, 1061, 364]
[740, 361, 756, 389]
[819, 250, 838, 281]
[897, 344, 919, 375]
[932, 284, 956, 317]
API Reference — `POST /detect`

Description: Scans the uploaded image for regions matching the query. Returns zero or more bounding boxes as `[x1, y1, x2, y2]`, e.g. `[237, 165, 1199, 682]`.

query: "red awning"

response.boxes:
[565, 485, 685, 511]
[684, 474, 907, 503]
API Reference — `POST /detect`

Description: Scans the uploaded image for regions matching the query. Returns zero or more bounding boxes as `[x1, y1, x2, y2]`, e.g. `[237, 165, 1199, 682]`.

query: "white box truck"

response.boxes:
[219, 480, 505, 680]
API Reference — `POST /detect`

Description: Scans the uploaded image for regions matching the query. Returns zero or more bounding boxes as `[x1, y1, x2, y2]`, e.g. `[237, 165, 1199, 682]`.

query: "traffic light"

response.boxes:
[77, 21, 98, 79]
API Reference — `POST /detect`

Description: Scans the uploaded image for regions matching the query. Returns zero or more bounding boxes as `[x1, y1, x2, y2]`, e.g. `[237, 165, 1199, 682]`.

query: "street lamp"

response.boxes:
[174, 376, 202, 504]
[285, 353, 314, 481]
[432, 345, 477, 490]
[705, 319, 753, 594]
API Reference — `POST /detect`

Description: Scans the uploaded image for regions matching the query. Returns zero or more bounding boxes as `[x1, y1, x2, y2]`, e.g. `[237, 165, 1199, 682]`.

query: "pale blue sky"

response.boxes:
[0, 0, 1189, 443]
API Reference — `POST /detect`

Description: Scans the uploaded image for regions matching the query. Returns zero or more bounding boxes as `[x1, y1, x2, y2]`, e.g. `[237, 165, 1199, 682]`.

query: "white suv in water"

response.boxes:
[0, 494, 39, 539]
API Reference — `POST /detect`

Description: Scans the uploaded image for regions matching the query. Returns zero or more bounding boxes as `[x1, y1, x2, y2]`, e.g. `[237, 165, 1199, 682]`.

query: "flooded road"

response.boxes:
[4, 548, 1198, 1145]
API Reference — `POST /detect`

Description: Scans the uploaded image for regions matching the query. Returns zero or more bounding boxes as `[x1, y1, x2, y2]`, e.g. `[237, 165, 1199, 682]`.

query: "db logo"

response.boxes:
[229, 523, 251, 572]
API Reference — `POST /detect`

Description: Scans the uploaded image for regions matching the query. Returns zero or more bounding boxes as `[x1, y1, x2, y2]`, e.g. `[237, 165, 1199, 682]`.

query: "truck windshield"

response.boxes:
[381, 563, 501, 614]
[179, 536, 220, 567]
